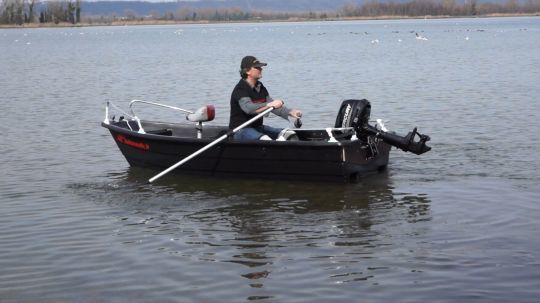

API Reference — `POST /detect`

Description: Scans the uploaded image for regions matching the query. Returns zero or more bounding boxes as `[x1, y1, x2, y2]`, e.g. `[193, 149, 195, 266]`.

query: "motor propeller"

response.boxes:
[363, 125, 431, 155]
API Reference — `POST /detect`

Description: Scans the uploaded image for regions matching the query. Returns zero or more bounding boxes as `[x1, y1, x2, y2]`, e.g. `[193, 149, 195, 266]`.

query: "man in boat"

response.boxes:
[229, 56, 302, 141]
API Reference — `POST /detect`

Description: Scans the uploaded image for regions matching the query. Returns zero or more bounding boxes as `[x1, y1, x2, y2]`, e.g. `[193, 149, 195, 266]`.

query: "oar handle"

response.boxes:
[148, 106, 274, 183]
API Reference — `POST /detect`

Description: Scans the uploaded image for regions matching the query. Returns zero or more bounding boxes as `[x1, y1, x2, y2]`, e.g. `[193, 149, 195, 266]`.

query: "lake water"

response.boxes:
[1, 17, 540, 302]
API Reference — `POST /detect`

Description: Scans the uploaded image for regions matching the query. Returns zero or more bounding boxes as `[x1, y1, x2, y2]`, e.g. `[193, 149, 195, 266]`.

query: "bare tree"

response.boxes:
[124, 8, 137, 21]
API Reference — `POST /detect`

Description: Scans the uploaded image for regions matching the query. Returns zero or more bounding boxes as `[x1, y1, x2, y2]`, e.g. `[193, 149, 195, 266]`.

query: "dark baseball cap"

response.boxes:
[240, 56, 267, 69]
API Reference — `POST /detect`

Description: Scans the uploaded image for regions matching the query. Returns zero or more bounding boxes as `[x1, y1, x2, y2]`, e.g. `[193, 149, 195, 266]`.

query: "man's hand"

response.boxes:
[289, 109, 302, 119]
[268, 99, 284, 109]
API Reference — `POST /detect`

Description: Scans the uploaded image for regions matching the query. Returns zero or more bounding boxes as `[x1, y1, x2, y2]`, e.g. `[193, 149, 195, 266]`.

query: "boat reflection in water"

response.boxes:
[121, 166, 431, 215]
[103, 167, 432, 288]
[95, 167, 431, 298]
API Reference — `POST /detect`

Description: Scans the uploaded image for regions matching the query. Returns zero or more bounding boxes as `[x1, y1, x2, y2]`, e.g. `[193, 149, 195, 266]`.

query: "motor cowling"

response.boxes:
[335, 99, 372, 139]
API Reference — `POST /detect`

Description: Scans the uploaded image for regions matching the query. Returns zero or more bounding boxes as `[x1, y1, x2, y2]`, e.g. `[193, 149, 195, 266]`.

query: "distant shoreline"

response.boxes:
[1, 13, 538, 29]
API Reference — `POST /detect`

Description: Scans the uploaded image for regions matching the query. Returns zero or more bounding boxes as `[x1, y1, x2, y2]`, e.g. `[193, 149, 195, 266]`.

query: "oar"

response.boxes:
[148, 106, 274, 183]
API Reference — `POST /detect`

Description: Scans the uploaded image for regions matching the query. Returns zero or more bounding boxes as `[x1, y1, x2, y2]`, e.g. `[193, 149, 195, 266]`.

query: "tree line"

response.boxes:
[1, 0, 539, 25]
[97, 0, 540, 23]
[339, 0, 540, 17]
[1, 0, 81, 25]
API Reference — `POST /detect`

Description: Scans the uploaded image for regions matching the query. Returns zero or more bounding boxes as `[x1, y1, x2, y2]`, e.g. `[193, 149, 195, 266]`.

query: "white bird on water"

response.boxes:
[415, 32, 428, 41]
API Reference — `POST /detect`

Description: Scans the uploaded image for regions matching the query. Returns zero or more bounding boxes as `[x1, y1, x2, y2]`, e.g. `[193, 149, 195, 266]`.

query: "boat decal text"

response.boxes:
[116, 134, 149, 151]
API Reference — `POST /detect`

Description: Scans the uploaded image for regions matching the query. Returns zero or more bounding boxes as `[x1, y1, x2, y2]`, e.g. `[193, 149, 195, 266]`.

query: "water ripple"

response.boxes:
[2, 18, 540, 302]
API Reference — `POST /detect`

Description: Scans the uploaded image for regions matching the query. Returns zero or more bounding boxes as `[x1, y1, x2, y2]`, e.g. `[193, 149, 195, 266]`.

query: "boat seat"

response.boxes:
[187, 105, 215, 122]
[186, 105, 216, 139]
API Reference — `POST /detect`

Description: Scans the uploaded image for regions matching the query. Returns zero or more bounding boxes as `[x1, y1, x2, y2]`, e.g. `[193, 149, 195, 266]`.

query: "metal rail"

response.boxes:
[105, 100, 195, 134]
[129, 100, 193, 117]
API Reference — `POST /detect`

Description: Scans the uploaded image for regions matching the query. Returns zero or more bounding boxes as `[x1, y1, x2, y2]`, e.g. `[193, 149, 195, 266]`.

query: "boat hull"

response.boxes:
[103, 122, 390, 182]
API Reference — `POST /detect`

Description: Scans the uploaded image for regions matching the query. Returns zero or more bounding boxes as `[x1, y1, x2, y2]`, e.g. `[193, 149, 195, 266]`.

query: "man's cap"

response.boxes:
[241, 56, 267, 69]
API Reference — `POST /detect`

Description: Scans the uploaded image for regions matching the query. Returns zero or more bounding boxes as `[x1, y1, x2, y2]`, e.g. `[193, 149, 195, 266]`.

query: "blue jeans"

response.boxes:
[234, 125, 283, 141]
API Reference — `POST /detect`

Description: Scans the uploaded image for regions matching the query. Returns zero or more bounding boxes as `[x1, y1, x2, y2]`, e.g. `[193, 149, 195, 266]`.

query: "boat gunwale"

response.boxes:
[101, 121, 366, 148]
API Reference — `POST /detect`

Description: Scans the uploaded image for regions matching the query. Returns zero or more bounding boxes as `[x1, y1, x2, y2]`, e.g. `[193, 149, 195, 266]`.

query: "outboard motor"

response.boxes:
[335, 99, 431, 155]
[335, 99, 372, 140]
